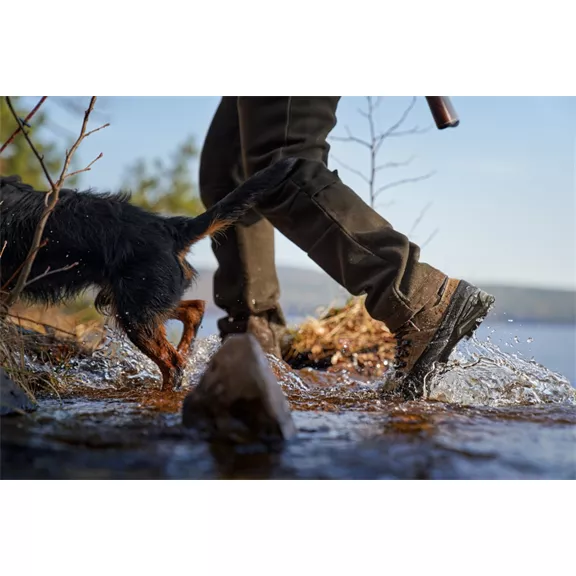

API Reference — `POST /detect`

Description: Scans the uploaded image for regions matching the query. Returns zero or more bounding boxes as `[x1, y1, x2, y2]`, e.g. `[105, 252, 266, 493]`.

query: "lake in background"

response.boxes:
[188, 315, 575, 387]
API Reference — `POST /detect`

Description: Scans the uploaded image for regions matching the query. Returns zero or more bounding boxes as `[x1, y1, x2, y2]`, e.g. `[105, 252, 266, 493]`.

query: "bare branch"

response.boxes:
[84, 122, 111, 139]
[331, 126, 371, 148]
[374, 96, 417, 152]
[375, 156, 416, 172]
[0, 240, 6, 259]
[65, 152, 104, 179]
[374, 171, 436, 199]
[4, 98, 57, 191]
[386, 125, 432, 138]
[51, 98, 99, 192]
[0, 96, 48, 155]
[330, 97, 436, 212]
[1, 240, 48, 291]
[7, 312, 78, 338]
[331, 155, 370, 184]
[1, 96, 107, 313]
[23, 262, 79, 288]
[409, 201, 434, 235]
[421, 228, 440, 249]
[51, 97, 110, 121]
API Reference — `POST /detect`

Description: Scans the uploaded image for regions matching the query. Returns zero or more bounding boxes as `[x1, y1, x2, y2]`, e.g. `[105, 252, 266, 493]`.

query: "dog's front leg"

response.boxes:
[124, 323, 186, 390]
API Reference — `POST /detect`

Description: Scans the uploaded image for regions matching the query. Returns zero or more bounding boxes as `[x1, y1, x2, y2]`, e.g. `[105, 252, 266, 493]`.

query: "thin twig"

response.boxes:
[375, 156, 416, 172]
[0, 241, 6, 259]
[374, 97, 417, 152]
[365, 97, 377, 206]
[46, 97, 99, 203]
[65, 152, 104, 179]
[1, 240, 49, 291]
[385, 125, 432, 138]
[4, 98, 57, 191]
[0, 96, 48, 155]
[421, 228, 439, 249]
[51, 97, 111, 122]
[7, 313, 79, 338]
[1, 96, 107, 313]
[83, 123, 110, 139]
[374, 171, 436, 199]
[23, 262, 79, 288]
[331, 126, 371, 148]
[328, 97, 440, 248]
[409, 201, 434, 235]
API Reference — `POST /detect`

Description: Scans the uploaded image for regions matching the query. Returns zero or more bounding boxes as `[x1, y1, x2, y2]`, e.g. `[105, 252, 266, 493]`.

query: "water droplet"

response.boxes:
[527, 337, 533, 343]
[507, 319, 514, 323]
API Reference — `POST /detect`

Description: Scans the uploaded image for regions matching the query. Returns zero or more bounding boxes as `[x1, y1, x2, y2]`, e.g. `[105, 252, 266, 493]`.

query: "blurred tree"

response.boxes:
[0, 97, 76, 188]
[121, 135, 203, 216]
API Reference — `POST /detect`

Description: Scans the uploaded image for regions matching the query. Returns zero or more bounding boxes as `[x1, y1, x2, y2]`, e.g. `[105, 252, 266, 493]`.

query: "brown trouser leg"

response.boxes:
[199, 97, 286, 335]
[200, 97, 446, 333]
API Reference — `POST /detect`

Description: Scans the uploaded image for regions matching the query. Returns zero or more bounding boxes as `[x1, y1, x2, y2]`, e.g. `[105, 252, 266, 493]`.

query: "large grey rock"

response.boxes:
[0, 367, 37, 416]
[182, 334, 297, 446]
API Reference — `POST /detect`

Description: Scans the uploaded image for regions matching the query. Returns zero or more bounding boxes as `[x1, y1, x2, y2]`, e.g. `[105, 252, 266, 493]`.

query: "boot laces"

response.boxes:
[393, 319, 420, 372]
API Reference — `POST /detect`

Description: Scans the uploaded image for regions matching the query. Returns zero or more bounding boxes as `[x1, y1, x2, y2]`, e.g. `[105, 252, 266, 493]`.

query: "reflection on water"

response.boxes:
[3, 324, 575, 480]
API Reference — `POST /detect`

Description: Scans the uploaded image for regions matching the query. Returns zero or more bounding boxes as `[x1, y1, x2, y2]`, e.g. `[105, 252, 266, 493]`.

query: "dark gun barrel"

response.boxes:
[425, 96, 460, 129]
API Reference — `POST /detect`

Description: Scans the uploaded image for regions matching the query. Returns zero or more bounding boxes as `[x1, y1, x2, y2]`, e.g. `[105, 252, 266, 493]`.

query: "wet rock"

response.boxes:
[0, 367, 37, 416]
[182, 334, 297, 447]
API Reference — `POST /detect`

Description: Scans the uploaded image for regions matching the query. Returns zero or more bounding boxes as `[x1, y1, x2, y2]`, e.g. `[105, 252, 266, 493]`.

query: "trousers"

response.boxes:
[199, 97, 446, 334]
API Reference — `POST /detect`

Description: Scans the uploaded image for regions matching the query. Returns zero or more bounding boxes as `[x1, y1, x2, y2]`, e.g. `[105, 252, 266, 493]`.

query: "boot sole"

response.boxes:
[397, 280, 495, 400]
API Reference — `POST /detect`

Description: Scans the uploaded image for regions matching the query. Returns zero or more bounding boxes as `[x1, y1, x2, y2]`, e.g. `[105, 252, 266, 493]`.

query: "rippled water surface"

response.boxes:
[2, 326, 575, 479]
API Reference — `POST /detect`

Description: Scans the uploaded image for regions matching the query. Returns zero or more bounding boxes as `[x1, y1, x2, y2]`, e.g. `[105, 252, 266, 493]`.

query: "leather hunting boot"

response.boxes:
[381, 278, 495, 400]
[217, 309, 289, 358]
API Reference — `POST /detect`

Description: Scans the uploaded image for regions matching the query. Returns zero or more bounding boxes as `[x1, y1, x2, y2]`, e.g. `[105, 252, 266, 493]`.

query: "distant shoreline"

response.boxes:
[196, 310, 576, 327]
[184, 266, 576, 326]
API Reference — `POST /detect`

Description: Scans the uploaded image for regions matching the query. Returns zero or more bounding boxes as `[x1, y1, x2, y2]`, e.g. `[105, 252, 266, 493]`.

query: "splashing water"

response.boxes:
[6, 323, 575, 480]
[425, 336, 575, 407]
[16, 324, 575, 409]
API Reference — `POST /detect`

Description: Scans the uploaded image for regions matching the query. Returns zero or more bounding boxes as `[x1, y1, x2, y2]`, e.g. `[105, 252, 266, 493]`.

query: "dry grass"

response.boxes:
[284, 295, 396, 377]
[0, 303, 106, 401]
[7, 301, 105, 346]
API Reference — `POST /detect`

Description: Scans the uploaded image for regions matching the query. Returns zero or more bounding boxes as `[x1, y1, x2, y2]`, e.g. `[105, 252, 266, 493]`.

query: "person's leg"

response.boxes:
[237, 97, 494, 398]
[237, 97, 445, 329]
[199, 97, 286, 355]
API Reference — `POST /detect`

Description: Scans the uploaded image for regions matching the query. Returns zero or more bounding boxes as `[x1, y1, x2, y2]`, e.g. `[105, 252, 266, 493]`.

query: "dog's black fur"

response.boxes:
[0, 157, 298, 389]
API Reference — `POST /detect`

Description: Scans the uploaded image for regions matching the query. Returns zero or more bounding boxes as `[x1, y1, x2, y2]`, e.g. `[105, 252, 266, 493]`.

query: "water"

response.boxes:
[190, 315, 576, 387]
[475, 321, 575, 384]
[2, 317, 575, 479]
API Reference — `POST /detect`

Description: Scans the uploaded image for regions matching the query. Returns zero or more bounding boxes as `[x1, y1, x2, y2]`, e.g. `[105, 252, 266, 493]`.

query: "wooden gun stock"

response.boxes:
[425, 96, 460, 129]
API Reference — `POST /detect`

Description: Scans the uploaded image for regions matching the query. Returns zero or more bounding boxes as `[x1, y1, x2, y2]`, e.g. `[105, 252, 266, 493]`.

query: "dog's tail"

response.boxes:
[169, 157, 298, 252]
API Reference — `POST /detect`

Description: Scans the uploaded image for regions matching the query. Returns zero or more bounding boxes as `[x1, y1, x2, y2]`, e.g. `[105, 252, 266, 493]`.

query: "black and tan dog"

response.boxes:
[0, 158, 297, 390]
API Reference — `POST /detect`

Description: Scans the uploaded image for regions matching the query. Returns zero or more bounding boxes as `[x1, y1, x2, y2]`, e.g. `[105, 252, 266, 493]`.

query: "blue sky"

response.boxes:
[22, 96, 576, 290]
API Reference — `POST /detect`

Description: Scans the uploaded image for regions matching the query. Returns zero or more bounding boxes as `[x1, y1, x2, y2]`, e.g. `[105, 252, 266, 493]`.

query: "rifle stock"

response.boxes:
[425, 96, 460, 129]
